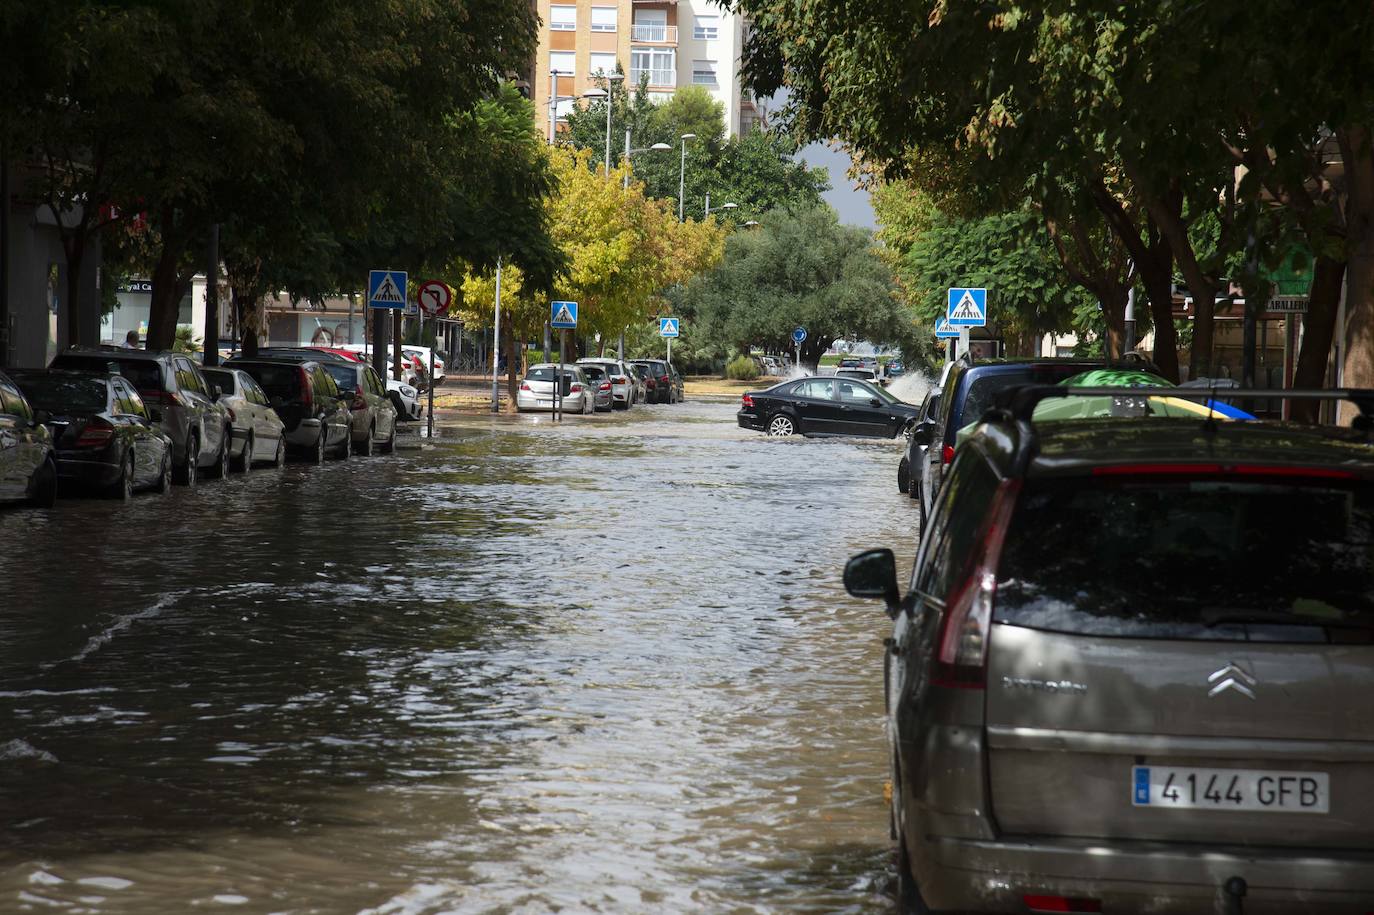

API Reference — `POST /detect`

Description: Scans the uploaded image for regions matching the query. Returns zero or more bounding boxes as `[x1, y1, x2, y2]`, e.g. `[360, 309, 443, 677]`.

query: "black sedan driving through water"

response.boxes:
[737, 375, 920, 438]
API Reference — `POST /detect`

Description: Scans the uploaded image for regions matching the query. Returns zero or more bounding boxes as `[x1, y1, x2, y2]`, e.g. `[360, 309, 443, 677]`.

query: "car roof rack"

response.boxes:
[990, 385, 1374, 424]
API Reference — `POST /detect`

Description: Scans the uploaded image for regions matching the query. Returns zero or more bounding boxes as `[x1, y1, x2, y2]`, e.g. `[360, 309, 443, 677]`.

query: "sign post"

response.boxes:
[659, 317, 679, 365]
[934, 317, 959, 364]
[550, 300, 578, 422]
[491, 260, 503, 414]
[947, 287, 987, 360]
[792, 326, 807, 373]
[417, 281, 452, 437]
[368, 270, 407, 380]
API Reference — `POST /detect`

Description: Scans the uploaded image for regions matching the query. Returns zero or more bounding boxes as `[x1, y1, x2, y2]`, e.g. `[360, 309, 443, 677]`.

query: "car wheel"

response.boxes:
[29, 457, 58, 508]
[155, 450, 172, 493]
[107, 451, 134, 500]
[176, 439, 199, 487]
[358, 423, 374, 457]
[897, 458, 910, 494]
[766, 413, 797, 436]
[209, 433, 230, 479]
[273, 435, 286, 468]
[334, 428, 351, 460]
[234, 433, 254, 473]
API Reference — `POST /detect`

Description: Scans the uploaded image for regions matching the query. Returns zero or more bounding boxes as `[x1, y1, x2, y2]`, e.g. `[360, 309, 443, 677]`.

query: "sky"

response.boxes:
[795, 141, 877, 229]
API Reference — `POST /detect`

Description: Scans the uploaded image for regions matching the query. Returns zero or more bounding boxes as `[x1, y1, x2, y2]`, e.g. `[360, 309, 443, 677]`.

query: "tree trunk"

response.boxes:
[1141, 230, 1180, 383]
[1102, 292, 1127, 360]
[1291, 254, 1345, 423]
[148, 212, 192, 351]
[62, 242, 85, 348]
[1341, 125, 1374, 425]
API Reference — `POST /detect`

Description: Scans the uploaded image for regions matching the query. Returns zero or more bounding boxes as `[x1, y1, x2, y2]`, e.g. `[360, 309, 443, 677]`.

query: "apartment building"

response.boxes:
[532, 0, 764, 140]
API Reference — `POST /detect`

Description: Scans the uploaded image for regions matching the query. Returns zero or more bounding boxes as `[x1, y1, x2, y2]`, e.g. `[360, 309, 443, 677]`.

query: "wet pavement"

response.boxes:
[0, 400, 919, 913]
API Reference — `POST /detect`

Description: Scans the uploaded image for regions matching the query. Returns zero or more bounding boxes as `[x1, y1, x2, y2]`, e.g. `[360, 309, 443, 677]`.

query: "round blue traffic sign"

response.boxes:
[792, 326, 807, 344]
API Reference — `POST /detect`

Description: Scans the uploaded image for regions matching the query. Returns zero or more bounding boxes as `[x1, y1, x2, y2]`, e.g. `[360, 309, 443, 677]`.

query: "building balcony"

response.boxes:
[630, 67, 676, 87]
[631, 24, 677, 43]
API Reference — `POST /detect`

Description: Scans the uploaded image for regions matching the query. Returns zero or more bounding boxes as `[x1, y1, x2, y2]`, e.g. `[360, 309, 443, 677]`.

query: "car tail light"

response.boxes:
[569, 383, 583, 394]
[932, 480, 1020, 689]
[659, 374, 669, 383]
[141, 389, 180, 408]
[942, 444, 955, 464]
[1022, 895, 1101, 913]
[520, 382, 531, 392]
[352, 385, 367, 412]
[224, 407, 237, 422]
[298, 367, 314, 410]
[74, 417, 115, 447]
[612, 375, 626, 384]
[600, 382, 611, 391]
[741, 393, 754, 408]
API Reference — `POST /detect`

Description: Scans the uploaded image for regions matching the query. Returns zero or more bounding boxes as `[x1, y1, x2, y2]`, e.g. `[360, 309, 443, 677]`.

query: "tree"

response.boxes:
[678, 205, 902, 369]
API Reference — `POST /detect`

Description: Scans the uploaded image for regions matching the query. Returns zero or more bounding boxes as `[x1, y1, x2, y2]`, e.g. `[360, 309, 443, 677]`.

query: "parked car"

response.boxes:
[200, 367, 288, 470]
[668, 363, 685, 402]
[762, 356, 784, 376]
[51, 347, 234, 486]
[628, 362, 658, 403]
[846, 386, 1374, 915]
[400, 345, 445, 383]
[516, 364, 594, 414]
[574, 363, 615, 412]
[319, 361, 398, 455]
[737, 375, 920, 438]
[225, 358, 353, 461]
[334, 344, 423, 389]
[896, 386, 941, 500]
[885, 360, 906, 378]
[10, 370, 174, 498]
[577, 358, 639, 409]
[630, 359, 676, 404]
[0, 369, 57, 507]
[836, 367, 880, 383]
[912, 358, 1111, 529]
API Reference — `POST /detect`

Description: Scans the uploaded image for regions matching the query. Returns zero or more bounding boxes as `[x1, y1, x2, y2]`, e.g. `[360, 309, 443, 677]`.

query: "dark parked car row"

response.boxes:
[847, 359, 1374, 912]
[0, 343, 409, 508]
[515, 357, 687, 414]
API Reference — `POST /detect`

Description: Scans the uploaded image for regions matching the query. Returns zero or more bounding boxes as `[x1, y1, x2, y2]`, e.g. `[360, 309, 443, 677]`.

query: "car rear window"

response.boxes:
[201, 369, 237, 394]
[995, 477, 1374, 642]
[239, 365, 301, 399]
[527, 367, 557, 382]
[52, 355, 165, 393]
[13, 375, 108, 413]
[956, 366, 1090, 431]
[580, 365, 606, 380]
[323, 364, 357, 391]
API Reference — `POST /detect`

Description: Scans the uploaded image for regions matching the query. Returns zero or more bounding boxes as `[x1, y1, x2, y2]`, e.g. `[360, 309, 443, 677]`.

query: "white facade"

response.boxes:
[669, 0, 746, 136]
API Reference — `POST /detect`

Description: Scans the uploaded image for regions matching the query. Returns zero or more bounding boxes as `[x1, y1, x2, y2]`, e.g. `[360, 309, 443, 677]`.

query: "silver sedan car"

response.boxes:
[516, 364, 594, 414]
[577, 358, 638, 409]
[201, 367, 287, 469]
[575, 363, 615, 412]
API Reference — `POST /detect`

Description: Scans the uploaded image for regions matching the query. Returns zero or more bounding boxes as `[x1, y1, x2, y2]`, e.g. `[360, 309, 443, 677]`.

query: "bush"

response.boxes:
[724, 354, 760, 380]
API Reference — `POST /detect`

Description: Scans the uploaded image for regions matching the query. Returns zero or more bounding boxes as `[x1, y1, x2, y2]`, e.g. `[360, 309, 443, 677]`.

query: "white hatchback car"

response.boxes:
[576, 358, 638, 409]
[516, 364, 594, 414]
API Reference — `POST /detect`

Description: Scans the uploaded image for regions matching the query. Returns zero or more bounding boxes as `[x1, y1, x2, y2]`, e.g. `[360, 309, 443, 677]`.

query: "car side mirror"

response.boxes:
[31, 409, 51, 427]
[912, 421, 936, 445]
[844, 548, 901, 615]
[870, 397, 882, 407]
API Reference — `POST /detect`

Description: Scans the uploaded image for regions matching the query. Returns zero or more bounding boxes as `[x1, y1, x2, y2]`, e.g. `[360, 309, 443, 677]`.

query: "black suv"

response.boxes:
[847, 386, 1374, 914]
[907, 358, 1108, 527]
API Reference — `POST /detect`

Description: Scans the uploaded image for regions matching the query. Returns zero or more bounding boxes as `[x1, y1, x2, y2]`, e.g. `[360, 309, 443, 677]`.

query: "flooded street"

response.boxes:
[0, 401, 917, 914]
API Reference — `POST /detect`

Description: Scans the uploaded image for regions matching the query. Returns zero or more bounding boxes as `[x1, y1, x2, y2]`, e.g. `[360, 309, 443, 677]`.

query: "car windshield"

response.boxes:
[580, 366, 606, 380]
[995, 477, 1374, 642]
[526, 367, 560, 382]
[52, 355, 165, 393]
[13, 374, 107, 413]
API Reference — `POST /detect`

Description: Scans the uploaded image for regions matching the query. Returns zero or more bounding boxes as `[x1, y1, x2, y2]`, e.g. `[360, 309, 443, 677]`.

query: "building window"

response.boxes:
[549, 50, 576, 76]
[631, 47, 676, 86]
[648, 91, 675, 104]
[549, 5, 576, 30]
[693, 15, 719, 40]
[590, 52, 618, 76]
[590, 6, 617, 32]
[692, 59, 718, 86]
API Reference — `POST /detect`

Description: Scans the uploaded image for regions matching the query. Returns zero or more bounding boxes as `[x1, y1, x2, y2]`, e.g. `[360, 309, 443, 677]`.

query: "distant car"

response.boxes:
[896, 387, 940, 500]
[577, 358, 639, 409]
[885, 360, 906, 378]
[200, 367, 288, 469]
[668, 364, 685, 402]
[51, 347, 234, 486]
[400, 346, 445, 383]
[737, 375, 920, 437]
[516, 364, 593, 414]
[225, 358, 353, 461]
[630, 359, 676, 404]
[320, 361, 398, 455]
[575, 363, 615, 412]
[836, 367, 879, 383]
[10, 370, 174, 499]
[628, 362, 658, 403]
[762, 356, 784, 376]
[848, 386, 1374, 915]
[0, 369, 57, 507]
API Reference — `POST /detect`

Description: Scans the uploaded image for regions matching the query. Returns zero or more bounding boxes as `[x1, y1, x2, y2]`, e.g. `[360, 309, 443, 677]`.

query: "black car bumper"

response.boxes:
[55, 453, 122, 488]
[737, 411, 763, 431]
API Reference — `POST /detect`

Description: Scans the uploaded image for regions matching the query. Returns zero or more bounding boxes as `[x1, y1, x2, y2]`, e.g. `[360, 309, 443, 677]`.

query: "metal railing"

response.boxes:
[631, 23, 677, 42]
[630, 67, 676, 87]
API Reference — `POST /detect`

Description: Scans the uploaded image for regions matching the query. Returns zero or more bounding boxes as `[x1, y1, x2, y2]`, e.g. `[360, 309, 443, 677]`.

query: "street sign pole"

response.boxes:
[491, 259, 503, 414]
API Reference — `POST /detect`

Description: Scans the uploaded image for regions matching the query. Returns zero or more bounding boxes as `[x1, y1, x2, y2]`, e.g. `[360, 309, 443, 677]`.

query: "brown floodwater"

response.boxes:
[0, 400, 918, 913]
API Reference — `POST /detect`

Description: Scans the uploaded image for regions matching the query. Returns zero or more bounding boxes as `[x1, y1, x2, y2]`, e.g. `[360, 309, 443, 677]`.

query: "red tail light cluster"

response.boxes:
[932, 479, 1021, 690]
[141, 389, 180, 408]
[352, 385, 367, 412]
[569, 383, 583, 394]
[520, 382, 532, 392]
[297, 367, 314, 410]
[1023, 896, 1101, 914]
[942, 444, 955, 464]
[599, 382, 612, 391]
[74, 417, 115, 447]
[741, 393, 754, 408]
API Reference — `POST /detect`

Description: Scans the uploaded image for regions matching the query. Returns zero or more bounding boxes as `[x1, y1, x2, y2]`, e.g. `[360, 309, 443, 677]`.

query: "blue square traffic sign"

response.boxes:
[550, 300, 578, 329]
[659, 317, 680, 337]
[368, 270, 407, 310]
[947, 287, 987, 326]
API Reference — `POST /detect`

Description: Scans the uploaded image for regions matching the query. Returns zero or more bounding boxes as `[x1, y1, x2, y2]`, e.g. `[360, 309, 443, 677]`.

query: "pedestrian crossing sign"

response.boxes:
[934, 317, 959, 339]
[368, 270, 408, 310]
[551, 300, 578, 329]
[947, 287, 987, 326]
[659, 317, 680, 337]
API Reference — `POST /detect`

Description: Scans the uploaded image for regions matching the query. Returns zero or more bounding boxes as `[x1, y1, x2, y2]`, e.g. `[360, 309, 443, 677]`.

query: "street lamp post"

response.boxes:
[678, 133, 696, 221]
[622, 130, 672, 189]
[491, 257, 503, 413]
[704, 197, 737, 219]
